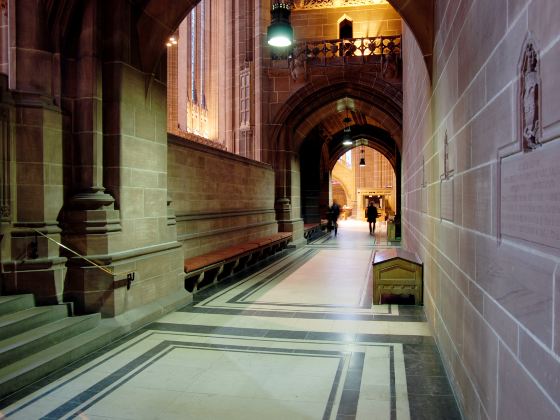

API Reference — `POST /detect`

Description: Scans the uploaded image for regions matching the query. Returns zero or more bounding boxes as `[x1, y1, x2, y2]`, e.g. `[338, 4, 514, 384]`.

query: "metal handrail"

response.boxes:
[32, 229, 124, 277]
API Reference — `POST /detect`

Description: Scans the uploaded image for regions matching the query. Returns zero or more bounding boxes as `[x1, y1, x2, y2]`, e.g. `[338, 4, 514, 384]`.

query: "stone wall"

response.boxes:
[168, 136, 278, 258]
[401, 1, 560, 418]
[291, 3, 401, 40]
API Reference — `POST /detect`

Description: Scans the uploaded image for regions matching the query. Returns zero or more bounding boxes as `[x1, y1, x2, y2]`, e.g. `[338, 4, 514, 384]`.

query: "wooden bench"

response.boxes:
[184, 232, 293, 292]
[372, 249, 423, 305]
[303, 223, 320, 243]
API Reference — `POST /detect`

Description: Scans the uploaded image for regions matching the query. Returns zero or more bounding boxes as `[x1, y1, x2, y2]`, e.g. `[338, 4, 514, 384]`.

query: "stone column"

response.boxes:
[57, 0, 188, 318]
[56, 1, 124, 315]
[62, 0, 120, 247]
[0, 0, 68, 305]
[273, 126, 304, 244]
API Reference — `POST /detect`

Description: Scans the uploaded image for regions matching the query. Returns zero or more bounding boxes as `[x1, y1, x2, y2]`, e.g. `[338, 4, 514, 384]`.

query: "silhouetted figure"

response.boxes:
[329, 201, 341, 236]
[366, 201, 378, 235]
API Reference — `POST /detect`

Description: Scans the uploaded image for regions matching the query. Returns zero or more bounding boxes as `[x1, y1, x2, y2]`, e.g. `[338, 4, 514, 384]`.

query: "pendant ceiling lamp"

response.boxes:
[267, 1, 294, 47]
[359, 146, 366, 166]
[342, 109, 352, 146]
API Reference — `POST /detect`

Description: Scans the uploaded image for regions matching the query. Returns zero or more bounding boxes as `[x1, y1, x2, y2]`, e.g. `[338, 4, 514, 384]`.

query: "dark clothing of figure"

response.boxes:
[366, 204, 378, 234]
[330, 203, 341, 236]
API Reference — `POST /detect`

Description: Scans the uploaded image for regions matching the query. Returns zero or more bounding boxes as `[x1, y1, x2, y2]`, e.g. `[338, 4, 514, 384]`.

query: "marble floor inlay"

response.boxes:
[0, 219, 461, 420]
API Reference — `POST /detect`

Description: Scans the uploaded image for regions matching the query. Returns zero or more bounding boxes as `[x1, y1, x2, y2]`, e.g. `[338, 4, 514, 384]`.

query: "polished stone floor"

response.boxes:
[0, 219, 462, 420]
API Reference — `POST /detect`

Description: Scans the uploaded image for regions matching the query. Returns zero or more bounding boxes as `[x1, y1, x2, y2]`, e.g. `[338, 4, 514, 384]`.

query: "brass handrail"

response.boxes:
[32, 229, 125, 277]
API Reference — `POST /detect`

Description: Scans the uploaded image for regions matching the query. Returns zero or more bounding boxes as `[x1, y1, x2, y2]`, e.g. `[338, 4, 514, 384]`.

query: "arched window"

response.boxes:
[191, 10, 197, 104]
[339, 19, 353, 39]
[200, 0, 206, 109]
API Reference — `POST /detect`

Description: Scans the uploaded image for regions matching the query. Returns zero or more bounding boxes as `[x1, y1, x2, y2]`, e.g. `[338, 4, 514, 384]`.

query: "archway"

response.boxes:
[269, 77, 402, 238]
[299, 123, 401, 227]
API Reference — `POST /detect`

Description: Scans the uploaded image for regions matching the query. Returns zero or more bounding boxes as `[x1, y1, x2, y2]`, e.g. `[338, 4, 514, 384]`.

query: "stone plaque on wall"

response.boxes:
[500, 141, 560, 250]
[440, 179, 454, 222]
[421, 186, 428, 214]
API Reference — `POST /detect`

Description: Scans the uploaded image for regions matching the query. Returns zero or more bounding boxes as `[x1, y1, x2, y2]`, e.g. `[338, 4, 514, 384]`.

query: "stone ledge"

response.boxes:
[169, 133, 273, 170]
[178, 221, 278, 242]
[176, 208, 276, 222]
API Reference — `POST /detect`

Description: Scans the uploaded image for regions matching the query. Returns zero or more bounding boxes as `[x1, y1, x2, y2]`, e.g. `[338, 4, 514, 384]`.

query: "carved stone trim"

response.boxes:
[440, 131, 454, 181]
[519, 33, 542, 152]
[178, 221, 278, 242]
[176, 208, 276, 222]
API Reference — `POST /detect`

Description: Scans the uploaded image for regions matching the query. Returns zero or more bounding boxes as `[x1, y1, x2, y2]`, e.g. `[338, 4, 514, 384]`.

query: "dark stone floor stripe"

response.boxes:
[403, 344, 463, 419]
[390, 346, 397, 420]
[148, 322, 435, 345]
[178, 305, 426, 322]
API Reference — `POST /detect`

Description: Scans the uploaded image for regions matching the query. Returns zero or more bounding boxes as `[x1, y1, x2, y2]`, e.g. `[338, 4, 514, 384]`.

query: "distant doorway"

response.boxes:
[339, 19, 353, 39]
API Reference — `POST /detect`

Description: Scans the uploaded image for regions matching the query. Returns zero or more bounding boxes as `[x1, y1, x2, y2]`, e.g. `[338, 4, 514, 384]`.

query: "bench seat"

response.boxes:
[184, 232, 293, 292]
[303, 223, 325, 243]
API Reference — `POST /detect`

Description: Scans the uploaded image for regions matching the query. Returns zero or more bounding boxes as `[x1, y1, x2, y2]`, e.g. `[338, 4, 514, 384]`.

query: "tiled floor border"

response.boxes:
[3, 333, 398, 420]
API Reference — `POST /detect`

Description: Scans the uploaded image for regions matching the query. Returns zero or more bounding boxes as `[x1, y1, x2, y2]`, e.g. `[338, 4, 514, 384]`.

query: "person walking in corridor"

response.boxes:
[366, 201, 378, 235]
[330, 201, 341, 237]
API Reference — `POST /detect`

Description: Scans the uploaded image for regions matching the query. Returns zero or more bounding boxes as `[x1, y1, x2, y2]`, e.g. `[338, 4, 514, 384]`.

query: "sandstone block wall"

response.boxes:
[291, 3, 401, 40]
[168, 136, 278, 258]
[402, 1, 560, 418]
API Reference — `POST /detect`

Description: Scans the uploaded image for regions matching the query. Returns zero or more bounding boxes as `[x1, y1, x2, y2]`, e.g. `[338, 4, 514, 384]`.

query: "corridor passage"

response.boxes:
[0, 220, 461, 420]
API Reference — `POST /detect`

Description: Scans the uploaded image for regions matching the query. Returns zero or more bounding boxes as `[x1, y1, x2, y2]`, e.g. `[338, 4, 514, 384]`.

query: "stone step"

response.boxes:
[0, 323, 116, 400]
[0, 295, 35, 317]
[0, 314, 100, 368]
[0, 305, 70, 342]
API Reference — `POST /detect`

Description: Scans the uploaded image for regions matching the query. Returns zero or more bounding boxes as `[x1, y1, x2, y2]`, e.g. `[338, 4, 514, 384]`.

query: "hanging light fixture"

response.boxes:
[359, 146, 366, 166]
[342, 109, 352, 146]
[267, 1, 294, 47]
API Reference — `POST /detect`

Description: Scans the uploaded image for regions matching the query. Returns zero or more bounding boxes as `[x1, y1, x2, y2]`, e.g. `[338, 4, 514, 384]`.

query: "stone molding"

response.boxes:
[178, 221, 278, 242]
[176, 208, 276, 222]
[65, 241, 183, 267]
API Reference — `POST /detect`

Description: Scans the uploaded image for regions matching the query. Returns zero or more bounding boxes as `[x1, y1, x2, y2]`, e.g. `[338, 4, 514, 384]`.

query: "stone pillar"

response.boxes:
[0, 0, 68, 305]
[58, 0, 189, 318]
[55, 1, 124, 315]
[2, 98, 68, 304]
[62, 1, 120, 244]
[274, 140, 304, 244]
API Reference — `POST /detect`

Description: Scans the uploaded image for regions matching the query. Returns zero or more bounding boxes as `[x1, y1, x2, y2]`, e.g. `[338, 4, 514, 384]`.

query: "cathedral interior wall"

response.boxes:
[401, 1, 560, 418]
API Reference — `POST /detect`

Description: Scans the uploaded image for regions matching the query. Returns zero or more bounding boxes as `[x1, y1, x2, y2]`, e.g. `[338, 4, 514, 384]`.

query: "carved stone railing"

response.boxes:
[292, 0, 389, 10]
[299, 35, 400, 64]
[285, 35, 402, 79]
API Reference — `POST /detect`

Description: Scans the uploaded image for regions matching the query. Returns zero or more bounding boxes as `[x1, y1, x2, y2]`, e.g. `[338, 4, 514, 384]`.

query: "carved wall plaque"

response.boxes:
[421, 185, 428, 214]
[440, 179, 453, 222]
[519, 35, 541, 152]
[440, 131, 454, 181]
[500, 142, 560, 250]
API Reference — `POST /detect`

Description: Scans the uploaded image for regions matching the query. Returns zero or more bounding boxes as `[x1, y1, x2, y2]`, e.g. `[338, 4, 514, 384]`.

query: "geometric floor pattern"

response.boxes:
[0, 219, 462, 420]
